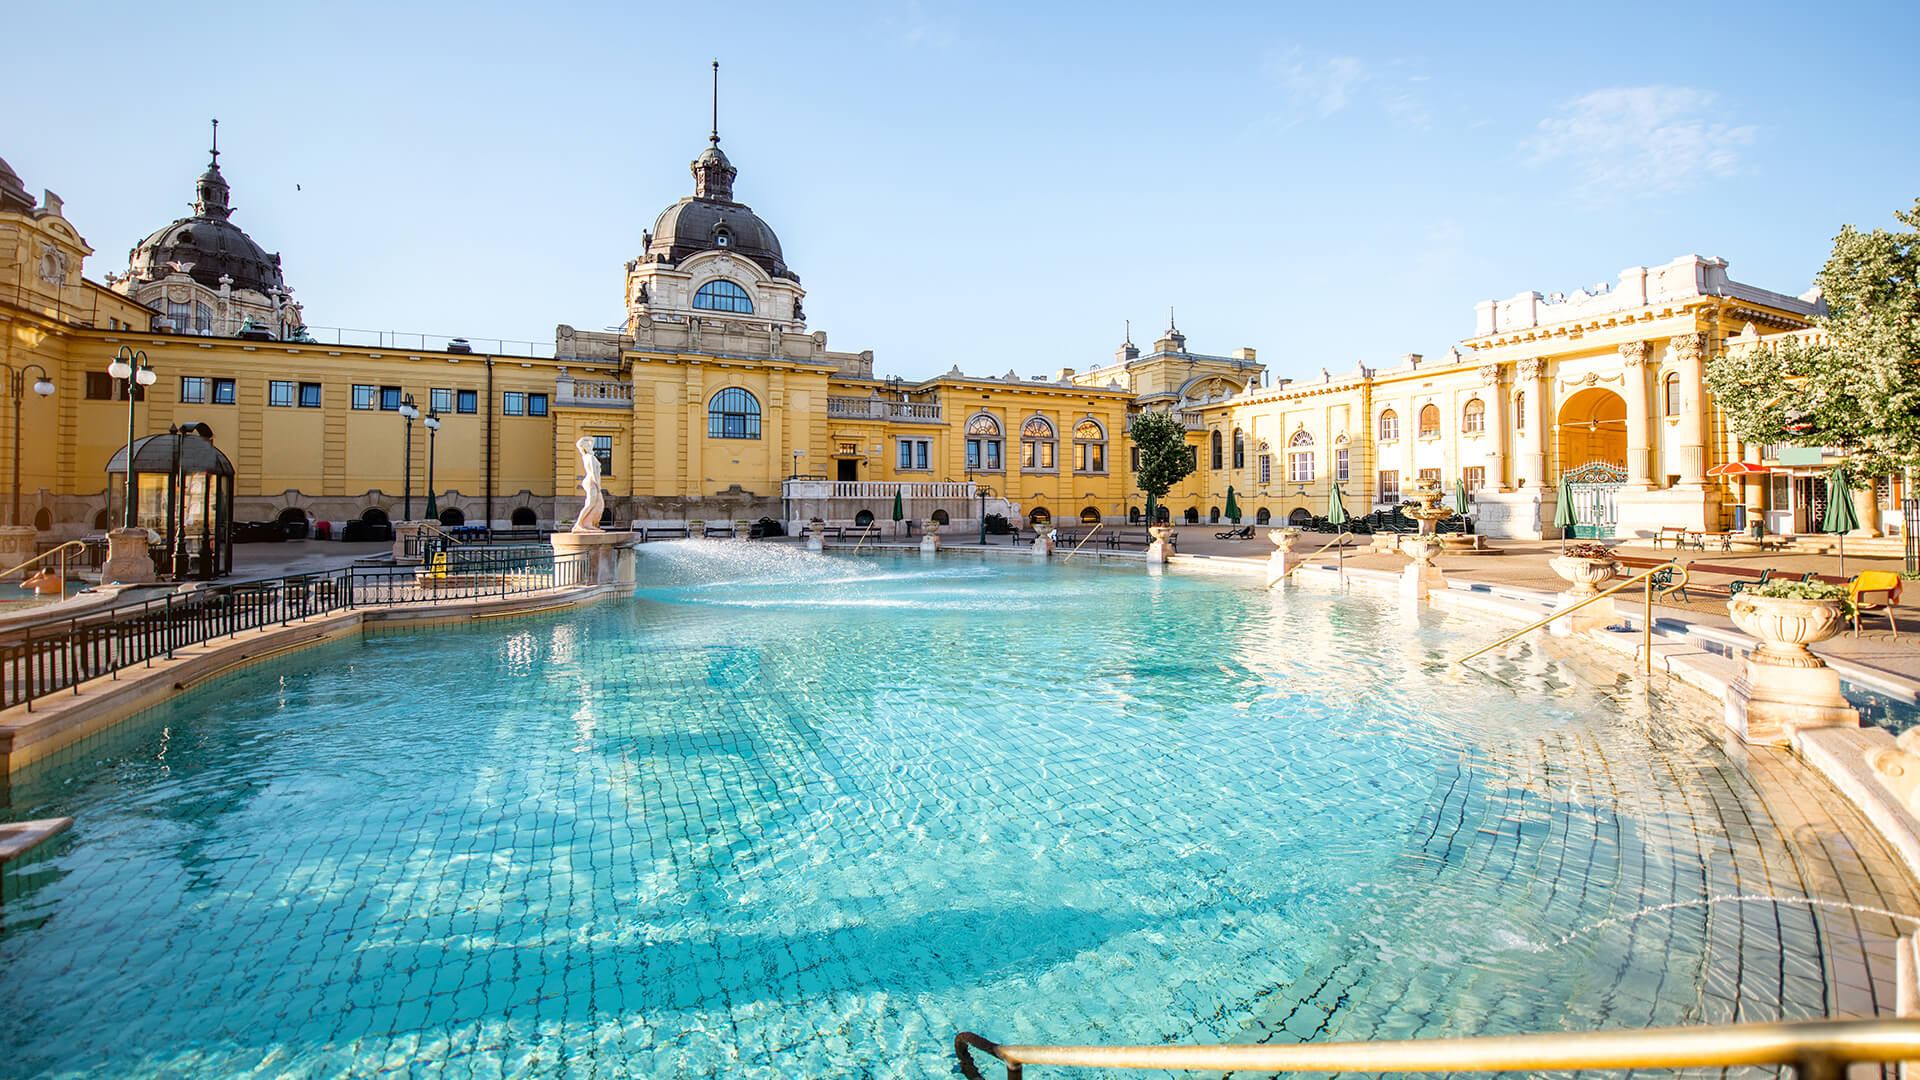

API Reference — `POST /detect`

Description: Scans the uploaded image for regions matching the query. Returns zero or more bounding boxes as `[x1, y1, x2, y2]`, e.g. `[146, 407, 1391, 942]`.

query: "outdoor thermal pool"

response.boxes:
[1, 543, 1914, 1079]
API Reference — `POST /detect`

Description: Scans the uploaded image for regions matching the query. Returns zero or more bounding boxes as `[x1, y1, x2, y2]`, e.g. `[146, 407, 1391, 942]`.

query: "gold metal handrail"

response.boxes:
[1, 540, 86, 590]
[1452, 561, 1689, 674]
[850, 522, 877, 554]
[1063, 523, 1101, 561]
[955, 1018, 1920, 1080]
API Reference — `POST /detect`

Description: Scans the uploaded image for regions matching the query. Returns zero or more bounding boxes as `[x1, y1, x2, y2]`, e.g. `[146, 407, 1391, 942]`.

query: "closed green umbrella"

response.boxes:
[892, 487, 905, 539]
[1554, 475, 1578, 549]
[1451, 479, 1471, 517]
[1822, 466, 1861, 580]
[1328, 482, 1350, 579]
[1224, 486, 1241, 524]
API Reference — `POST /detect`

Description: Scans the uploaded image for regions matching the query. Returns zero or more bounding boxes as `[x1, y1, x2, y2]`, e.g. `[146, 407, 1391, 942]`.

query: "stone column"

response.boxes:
[102, 527, 157, 584]
[1672, 333, 1708, 486]
[1852, 483, 1882, 537]
[1478, 364, 1510, 490]
[1515, 359, 1549, 488]
[1619, 341, 1654, 487]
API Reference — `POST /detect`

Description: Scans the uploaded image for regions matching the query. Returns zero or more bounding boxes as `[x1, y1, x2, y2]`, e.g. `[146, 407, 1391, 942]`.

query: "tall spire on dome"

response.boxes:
[194, 118, 231, 219]
[690, 61, 738, 202]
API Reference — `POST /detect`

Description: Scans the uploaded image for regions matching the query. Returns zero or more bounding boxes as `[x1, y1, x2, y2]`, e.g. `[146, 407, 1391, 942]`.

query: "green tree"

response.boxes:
[1706, 197, 1920, 480]
[1129, 410, 1194, 523]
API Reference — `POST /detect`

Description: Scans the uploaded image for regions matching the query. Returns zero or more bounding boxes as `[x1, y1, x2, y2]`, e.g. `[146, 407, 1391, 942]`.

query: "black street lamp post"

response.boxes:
[423, 410, 442, 522]
[398, 394, 419, 520]
[107, 347, 157, 528]
[0, 362, 55, 526]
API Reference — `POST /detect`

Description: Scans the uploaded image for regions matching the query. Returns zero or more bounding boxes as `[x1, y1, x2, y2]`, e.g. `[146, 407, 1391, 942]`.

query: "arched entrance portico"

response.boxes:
[1556, 388, 1629, 538]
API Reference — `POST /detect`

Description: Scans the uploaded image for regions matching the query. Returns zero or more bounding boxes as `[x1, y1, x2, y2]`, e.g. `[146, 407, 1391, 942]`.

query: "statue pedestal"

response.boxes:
[0, 525, 37, 579]
[103, 527, 157, 585]
[807, 522, 826, 553]
[1726, 662, 1859, 746]
[550, 531, 639, 587]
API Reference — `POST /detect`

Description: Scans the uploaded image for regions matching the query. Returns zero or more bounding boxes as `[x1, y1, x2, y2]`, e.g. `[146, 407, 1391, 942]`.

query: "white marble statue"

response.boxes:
[572, 435, 606, 533]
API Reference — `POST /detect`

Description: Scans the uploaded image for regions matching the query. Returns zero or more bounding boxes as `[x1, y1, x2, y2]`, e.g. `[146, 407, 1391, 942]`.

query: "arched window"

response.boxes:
[1288, 429, 1315, 484]
[1029, 507, 1051, 525]
[1232, 429, 1246, 470]
[708, 387, 761, 439]
[1663, 371, 1682, 416]
[277, 507, 308, 524]
[438, 507, 466, 526]
[855, 509, 875, 527]
[1184, 507, 1199, 524]
[1073, 418, 1106, 472]
[1463, 398, 1486, 433]
[1021, 416, 1056, 471]
[1418, 403, 1441, 437]
[361, 507, 391, 526]
[1208, 506, 1220, 523]
[966, 413, 1003, 471]
[93, 508, 112, 529]
[693, 279, 753, 314]
[1210, 429, 1224, 470]
[931, 509, 950, 525]
[1129, 506, 1141, 523]
[32, 508, 51, 531]
[1514, 393, 1525, 432]
[1079, 506, 1101, 523]
[510, 507, 537, 526]
[1289, 507, 1313, 526]
[1255, 507, 1271, 524]
[1379, 408, 1399, 441]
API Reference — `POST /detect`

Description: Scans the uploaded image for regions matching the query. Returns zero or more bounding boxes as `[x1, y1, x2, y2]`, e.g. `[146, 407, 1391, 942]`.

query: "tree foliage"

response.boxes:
[1706, 197, 1920, 479]
[1130, 410, 1194, 514]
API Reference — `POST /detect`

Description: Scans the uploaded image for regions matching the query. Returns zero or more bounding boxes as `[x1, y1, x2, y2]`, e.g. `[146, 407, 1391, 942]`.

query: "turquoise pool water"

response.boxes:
[2, 545, 1913, 1079]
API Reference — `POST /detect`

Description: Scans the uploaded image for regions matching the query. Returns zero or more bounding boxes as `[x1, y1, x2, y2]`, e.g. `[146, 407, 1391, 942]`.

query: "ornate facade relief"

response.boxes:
[1670, 333, 1705, 362]
[1516, 358, 1547, 381]
[1477, 363, 1504, 386]
[1618, 340, 1652, 366]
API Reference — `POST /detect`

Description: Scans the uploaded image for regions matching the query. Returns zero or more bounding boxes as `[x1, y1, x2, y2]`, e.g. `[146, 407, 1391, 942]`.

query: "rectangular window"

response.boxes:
[1379, 470, 1400, 502]
[379, 385, 403, 411]
[1419, 468, 1442, 482]
[193, 301, 213, 334]
[1289, 452, 1314, 484]
[1078, 442, 1103, 472]
[593, 435, 614, 477]
[986, 440, 1001, 470]
[86, 371, 115, 400]
[966, 439, 980, 469]
[901, 441, 915, 470]
[167, 300, 190, 330]
[456, 389, 477, 414]
[1335, 448, 1350, 483]
[503, 392, 525, 416]
[431, 387, 454, 415]
[299, 382, 323, 408]
[1039, 442, 1053, 469]
[897, 439, 931, 471]
[1259, 455, 1271, 485]
[1463, 466, 1486, 493]
[528, 393, 549, 417]
[916, 441, 928, 470]
[269, 380, 295, 407]
[1131, 446, 1140, 472]
[180, 376, 208, 404]
[212, 378, 236, 405]
[352, 384, 378, 410]
[1188, 445, 1198, 471]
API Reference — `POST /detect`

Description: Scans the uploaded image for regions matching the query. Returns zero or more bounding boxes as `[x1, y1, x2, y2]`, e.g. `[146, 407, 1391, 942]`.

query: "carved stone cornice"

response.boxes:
[1671, 333, 1705, 363]
[1618, 340, 1652, 367]
[1516, 358, 1547, 380]
[1477, 363, 1504, 387]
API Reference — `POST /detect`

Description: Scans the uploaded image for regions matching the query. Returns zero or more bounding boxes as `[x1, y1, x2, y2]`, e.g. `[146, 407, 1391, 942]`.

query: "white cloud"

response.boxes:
[1527, 86, 1756, 192]
[1266, 48, 1369, 121]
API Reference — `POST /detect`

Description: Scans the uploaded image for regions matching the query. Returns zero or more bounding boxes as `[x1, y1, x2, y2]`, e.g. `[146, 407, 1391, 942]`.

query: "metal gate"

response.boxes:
[1562, 461, 1626, 538]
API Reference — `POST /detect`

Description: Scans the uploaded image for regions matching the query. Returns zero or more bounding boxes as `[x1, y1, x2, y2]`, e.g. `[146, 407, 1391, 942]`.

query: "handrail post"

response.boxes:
[1065, 523, 1101, 561]
[1644, 572, 1653, 676]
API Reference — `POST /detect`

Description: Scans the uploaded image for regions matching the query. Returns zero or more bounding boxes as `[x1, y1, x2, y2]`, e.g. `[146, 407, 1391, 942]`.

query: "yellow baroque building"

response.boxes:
[1, 128, 1900, 556]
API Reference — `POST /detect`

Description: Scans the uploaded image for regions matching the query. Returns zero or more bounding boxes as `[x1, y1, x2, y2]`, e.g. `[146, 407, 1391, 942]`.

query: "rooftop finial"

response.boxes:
[710, 60, 720, 147]
[1125, 319, 1132, 344]
[1168, 306, 1176, 331]
[210, 118, 220, 165]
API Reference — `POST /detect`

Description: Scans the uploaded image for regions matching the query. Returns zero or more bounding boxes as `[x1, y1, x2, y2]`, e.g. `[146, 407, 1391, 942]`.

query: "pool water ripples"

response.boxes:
[1, 544, 1915, 1079]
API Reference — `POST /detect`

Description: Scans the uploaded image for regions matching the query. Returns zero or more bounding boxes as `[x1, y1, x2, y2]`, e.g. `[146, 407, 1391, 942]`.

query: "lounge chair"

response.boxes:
[1849, 572, 1903, 638]
[1214, 525, 1254, 540]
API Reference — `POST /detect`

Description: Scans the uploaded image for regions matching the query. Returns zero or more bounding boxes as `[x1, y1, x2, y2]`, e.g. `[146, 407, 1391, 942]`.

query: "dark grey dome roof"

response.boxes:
[0, 157, 33, 214]
[127, 151, 285, 296]
[640, 137, 797, 282]
[648, 197, 791, 280]
[106, 432, 234, 476]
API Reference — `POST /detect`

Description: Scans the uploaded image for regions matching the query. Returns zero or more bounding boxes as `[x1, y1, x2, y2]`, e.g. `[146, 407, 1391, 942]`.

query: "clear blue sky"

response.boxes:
[7, 0, 1916, 381]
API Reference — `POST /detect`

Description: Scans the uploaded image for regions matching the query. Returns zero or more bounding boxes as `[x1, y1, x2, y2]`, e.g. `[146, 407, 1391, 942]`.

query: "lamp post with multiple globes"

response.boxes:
[398, 394, 419, 521]
[423, 410, 442, 522]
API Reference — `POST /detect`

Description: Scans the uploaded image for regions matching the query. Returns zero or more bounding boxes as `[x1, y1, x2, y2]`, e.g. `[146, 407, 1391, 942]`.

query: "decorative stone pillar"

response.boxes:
[1724, 595, 1858, 744]
[1146, 524, 1174, 564]
[1398, 536, 1446, 601]
[1672, 333, 1709, 486]
[102, 527, 157, 585]
[1515, 359, 1550, 489]
[550, 530, 639, 587]
[807, 519, 826, 553]
[1618, 341, 1654, 487]
[921, 519, 942, 554]
[0, 525, 37, 579]
[1478, 364, 1511, 491]
[1032, 527, 1055, 558]
[1264, 528, 1298, 587]
[1851, 484, 1882, 538]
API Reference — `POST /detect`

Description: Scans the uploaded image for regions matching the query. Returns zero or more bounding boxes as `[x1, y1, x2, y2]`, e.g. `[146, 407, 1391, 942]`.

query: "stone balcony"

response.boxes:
[825, 397, 944, 424]
[555, 376, 633, 410]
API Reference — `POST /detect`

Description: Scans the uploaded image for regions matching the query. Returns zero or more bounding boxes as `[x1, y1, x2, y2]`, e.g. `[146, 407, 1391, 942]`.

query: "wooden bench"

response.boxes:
[641, 526, 689, 542]
[1651, 526, 1690, 550]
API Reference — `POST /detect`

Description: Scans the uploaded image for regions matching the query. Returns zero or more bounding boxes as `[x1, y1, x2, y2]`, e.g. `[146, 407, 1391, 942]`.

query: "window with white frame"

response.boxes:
[1379, 470, 1400, 502]
[1021, 416, 1055, 470]
[1463, 466, 1485, 493]
[1287, 430, 1314, 483]
[966, 413, 1002, 471]
[1335, 446, 1350, 483]
[1258, 454, 1271, 485]
[897, 438, 930, 471]
[1073, 418, 1106, 472]
[1379, 409, 1399, 441]
[1463, 398, 1485, 433]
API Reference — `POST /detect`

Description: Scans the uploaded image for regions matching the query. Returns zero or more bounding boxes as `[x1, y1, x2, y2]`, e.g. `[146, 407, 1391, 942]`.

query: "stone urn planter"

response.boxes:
[686, 519, 706, 539]
[732, 519, 752, 540]
[1548, 554, 1618, 598]
[806, 518, 826, 552]
[1727, 594, 1848, 669]
[1267, 529, 1300, 553]
[1146, 523, 1175, 564]
[1401, 535, 1444, 565]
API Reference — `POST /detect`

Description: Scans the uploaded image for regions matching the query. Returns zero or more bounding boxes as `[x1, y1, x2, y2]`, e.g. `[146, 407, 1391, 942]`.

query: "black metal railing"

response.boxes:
[0, 552, 589, 712]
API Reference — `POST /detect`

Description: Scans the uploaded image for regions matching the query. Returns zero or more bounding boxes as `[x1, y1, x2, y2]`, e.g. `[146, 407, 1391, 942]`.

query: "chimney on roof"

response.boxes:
[1403, 353, 1422, 369]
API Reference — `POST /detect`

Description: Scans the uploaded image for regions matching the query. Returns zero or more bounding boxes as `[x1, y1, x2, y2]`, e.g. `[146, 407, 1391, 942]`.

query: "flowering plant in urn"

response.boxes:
[1549, 542, 1619, 597]
[1729, 580, 1853, 668]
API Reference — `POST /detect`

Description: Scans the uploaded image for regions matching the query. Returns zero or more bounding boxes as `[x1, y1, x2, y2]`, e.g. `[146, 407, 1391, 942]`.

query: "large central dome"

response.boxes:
[126, 146, 285, 297]
[642, 137, 796, 283]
